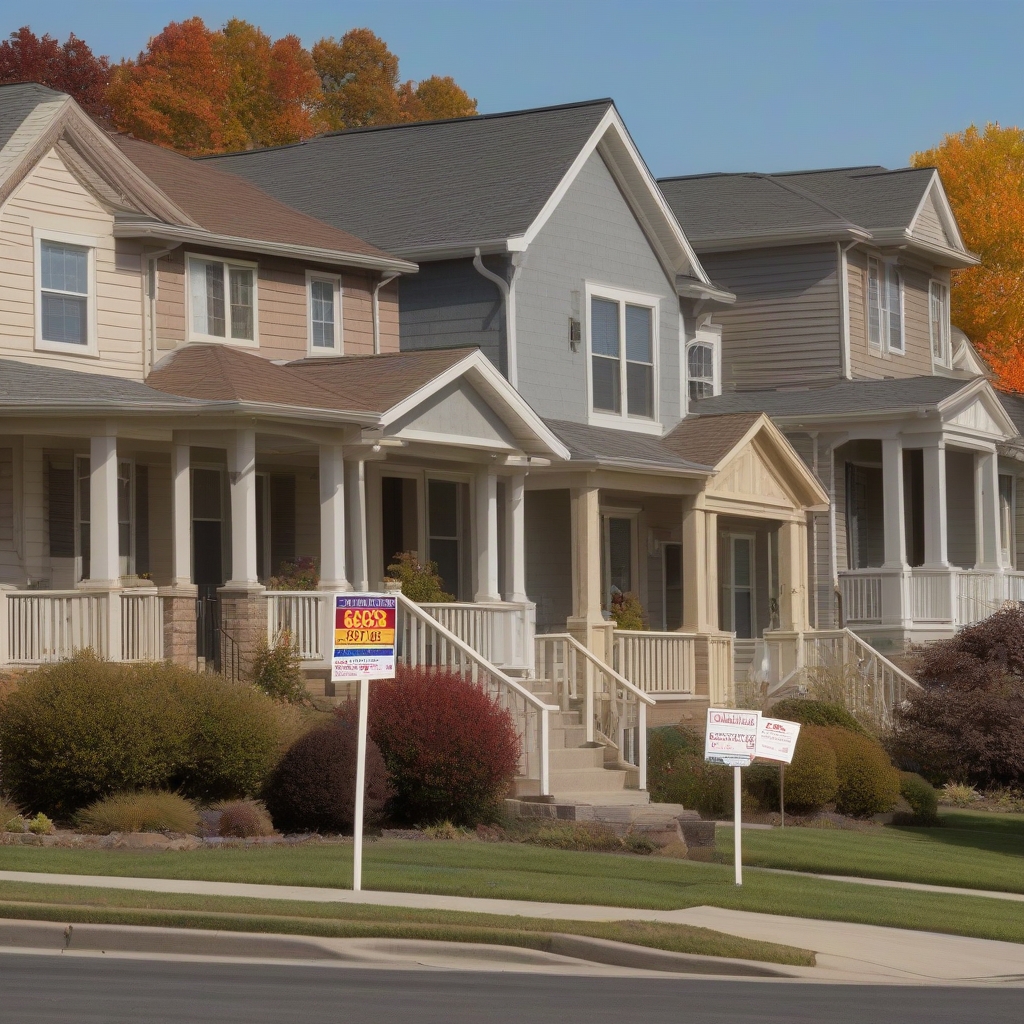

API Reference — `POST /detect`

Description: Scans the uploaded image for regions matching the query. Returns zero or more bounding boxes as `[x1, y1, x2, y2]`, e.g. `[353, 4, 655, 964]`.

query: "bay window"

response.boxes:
[188, 255, 257, 344]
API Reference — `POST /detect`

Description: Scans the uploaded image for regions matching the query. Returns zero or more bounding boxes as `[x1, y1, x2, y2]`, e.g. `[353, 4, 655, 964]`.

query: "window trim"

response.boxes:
[866, 256, 904, 356]
[33, 228, 99, 357]
[684, 327, 721, 413]
[184, 252, 259, 347]
[929, 279, 952, 369]
[305, 270, 343, 356]
[585, 282, 661, 435]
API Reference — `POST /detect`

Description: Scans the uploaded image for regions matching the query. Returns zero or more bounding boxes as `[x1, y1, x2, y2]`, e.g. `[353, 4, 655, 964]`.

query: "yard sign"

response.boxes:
[755, 716, 801, 764]
[704, 708, 759, 767]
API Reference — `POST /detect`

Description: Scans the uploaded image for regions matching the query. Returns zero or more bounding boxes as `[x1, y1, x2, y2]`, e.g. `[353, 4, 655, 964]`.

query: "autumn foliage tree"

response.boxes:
[0, 26, 110, 117]
[913, 125, 1024, 391]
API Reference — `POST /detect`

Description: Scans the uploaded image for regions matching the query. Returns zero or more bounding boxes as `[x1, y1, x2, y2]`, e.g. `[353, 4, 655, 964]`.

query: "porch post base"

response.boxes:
[218, 585, 266, 678]
[159, 585, 198, 666]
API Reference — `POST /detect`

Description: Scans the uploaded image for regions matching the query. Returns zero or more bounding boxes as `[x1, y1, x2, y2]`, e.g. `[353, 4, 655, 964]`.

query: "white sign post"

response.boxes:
[332, 592, 397, 893]
[704, 709, 758, 886]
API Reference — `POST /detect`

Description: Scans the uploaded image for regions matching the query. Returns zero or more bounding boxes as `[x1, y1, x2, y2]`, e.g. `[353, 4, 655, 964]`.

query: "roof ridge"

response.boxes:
[201, 98, 616, 163]
[754, 173, 859, 226]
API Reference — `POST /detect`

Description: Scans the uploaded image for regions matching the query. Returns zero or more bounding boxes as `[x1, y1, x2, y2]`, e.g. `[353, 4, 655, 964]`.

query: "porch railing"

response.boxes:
[420, 601, 535, 673]
[120, 590, 163, 662]
[612, 630, 696, 695]
[535, 632, 651, 789]
[839, 571, 884, 624]
[265, 591, 326, 661]
[956, 571, 1005, 626]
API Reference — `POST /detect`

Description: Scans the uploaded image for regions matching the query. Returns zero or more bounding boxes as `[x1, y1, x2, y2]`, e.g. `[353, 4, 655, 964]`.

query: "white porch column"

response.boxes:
[346, 458, 368, 591]
[474, 466, 500, 602]
[977, 449, 1001, 569]
[881, 436, 907, 568]
[88, 434, 120, 586]
[226, 429, 258, 588]
[778, 518, 809, 633]
[503, 472, 528, 604]
[318, 444, 350, 591]
[922, 440, 949, 568]
[171, 441, 192, 587]
[681, 498, 718, 632]
[567, 483, 606, 655]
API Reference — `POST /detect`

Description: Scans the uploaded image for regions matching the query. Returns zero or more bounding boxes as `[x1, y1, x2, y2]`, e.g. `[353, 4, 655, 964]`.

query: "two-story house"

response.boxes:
[658, 165, 1022, 653]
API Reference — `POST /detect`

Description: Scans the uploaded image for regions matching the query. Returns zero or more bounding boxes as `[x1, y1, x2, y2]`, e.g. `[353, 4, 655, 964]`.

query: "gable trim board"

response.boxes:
[907, 172, 969, 254]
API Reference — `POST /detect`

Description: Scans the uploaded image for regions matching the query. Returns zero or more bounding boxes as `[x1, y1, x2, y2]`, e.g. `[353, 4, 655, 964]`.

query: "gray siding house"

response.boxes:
[660, 166, 1024, 651]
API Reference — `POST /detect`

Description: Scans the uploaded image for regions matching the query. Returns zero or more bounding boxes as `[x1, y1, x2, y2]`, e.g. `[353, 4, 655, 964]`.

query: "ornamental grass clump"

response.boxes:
[76, 790, 200, 835]
[216, 799, 275, 838]
[250, 632, 307, 704]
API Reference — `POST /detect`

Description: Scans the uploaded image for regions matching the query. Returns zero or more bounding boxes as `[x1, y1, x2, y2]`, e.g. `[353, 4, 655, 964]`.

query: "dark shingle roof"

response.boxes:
[998, 392, 1024, 436]
[689, 376, 971, 420]
[658, 165, 936, 246]
[661, 412, 763, 467]
[202, 100, 613, 255]
[544, 419, 711, 472]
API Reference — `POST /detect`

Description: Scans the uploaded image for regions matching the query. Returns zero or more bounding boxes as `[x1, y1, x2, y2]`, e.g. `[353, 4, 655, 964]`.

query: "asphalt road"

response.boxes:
[1, 953, 1020, 1023]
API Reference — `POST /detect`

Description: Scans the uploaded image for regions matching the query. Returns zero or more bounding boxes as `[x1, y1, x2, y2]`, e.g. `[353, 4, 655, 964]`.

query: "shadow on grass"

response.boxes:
[888, 811, 1024, 856]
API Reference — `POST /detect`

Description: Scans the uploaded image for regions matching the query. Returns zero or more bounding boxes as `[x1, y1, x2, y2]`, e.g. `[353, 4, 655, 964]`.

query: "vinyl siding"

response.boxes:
[525, 489, 572, 632]
[912, 189, 949, 248]
[700, 244, 842, 390]
[0, 148, 146, 378]
[516, 150, 681, 427]
[398, 257, 507, 373]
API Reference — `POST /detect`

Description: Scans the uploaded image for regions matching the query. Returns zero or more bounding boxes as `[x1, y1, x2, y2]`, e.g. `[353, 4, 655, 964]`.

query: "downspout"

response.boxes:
[372, 272, 400, 355]
[473, 247, 521, 388]
[145, 245, 176, 378]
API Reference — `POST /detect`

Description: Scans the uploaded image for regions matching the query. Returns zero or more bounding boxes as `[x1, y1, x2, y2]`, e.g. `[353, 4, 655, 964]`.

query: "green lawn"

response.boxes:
[1, 838, 1023, 945]
[718, 809, 1024, 894]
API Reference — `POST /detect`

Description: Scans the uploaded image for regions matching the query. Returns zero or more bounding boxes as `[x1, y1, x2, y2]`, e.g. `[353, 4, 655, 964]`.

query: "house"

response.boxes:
[658, 165, 1023, 652]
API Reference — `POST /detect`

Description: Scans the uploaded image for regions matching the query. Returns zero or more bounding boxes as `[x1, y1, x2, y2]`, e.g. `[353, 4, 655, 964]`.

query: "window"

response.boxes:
[35, 231, 97, 354]
[867, 257, 903, 353]
[930, 281, 951, 367]
[999, 474, 1014, 568]
[187, 256, 256, 343]
[588, 287, 659, 426]
[687, 342, 715, 401]
[307, 273, 342, 353]
[600, 510, 638, 610]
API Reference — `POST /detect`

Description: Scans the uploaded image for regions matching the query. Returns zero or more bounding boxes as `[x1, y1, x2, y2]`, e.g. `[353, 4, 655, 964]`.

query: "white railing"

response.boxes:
[1004, 571, 1024, 604]
[420, 601, 535, 673]
[612, 630, 696, 695]
[265, 591, 326, 661]
[957, 571, 1005, 627]
[839, 571, 883, 623]
[909, 570, 953, 624]
[708, 635, 735, 706]
[120, 590, 163, 662]
[535, 632, 652, 789]
[396, 594, 556, 793]
[3, 589, 108, 664]
[801, 628, 922, 729]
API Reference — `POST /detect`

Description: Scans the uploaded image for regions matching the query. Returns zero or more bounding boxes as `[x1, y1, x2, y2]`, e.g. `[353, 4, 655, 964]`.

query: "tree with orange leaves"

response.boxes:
[913, 124, 1024, 392]
[399, 75, 477, 122]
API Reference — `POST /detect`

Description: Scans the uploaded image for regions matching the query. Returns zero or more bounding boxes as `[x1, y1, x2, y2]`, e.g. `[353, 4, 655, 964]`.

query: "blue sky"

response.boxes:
[3, 0, 1021, 176]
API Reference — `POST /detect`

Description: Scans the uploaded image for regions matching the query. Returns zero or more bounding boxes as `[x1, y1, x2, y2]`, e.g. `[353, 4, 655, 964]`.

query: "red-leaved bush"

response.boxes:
[890, 607, 1024, 787]
[338, 667, 521, 826]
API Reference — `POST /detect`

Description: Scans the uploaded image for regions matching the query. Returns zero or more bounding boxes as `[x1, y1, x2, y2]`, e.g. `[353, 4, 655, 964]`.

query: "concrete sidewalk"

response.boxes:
[0, 869, 1022, 985]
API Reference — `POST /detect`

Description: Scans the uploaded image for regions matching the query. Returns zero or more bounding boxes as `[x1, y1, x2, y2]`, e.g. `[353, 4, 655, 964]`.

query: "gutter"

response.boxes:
[676, 277, 736, 304]
[690, 224, 871, 253]
[372, 272, 400, 355]
[473, 247, 521, 388]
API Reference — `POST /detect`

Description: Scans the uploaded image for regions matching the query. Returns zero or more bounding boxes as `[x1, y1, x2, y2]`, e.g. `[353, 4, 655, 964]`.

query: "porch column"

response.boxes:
[504, 473, 528, 604]
[881, 437, 907, 568]
[346, 458, 368, 591]
[778, 518, 809, 632]
[171, 441, 192, 587]
[567, 484, 605, 653]
[226, 429, 258, 587]
[474, 466, 500, 602]
[922, 440, 949, 568]
[318, 444, 350, 591]
[88, 434, 120, 586]
[977, 449, 1002, 569]
[681, 498, 718, 632]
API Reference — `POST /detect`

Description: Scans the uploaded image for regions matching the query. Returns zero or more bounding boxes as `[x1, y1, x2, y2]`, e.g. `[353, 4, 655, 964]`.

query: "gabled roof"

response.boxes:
[0, 83, 412, 273]
[660, 411, 764, 466]
[544, 418, 712, 474]
[203, 99, 711, 284]
[658, 164, 977, 267]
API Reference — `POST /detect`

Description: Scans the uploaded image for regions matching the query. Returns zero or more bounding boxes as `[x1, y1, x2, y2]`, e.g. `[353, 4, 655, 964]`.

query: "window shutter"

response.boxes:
[47, 463, 75, 558]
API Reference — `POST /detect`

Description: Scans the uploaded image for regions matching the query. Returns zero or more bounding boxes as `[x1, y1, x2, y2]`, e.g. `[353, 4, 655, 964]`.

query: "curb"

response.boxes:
[0, 919, 799, 977]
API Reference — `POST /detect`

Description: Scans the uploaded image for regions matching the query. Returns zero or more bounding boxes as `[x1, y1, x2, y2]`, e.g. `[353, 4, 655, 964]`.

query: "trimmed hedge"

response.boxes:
[826, 727, 900, 818]
[0, 655, 282, 817]
[747, 725, 839, 813]
[897, 772, 940, 825]
[769, 698, 865, 734]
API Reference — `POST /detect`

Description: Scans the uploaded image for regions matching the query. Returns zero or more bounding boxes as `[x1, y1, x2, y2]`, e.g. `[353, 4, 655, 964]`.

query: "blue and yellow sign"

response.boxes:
[332, 593, 397, 681]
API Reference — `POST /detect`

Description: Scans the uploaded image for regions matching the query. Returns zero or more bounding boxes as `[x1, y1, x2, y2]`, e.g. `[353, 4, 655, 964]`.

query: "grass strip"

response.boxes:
[0, 881, 814, 967]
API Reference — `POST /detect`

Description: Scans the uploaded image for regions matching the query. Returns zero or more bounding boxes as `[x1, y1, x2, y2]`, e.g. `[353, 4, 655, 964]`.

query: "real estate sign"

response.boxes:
[332, 593, 397, 681]
[704, 709, 759, 766]
[755, 716, 801, 764]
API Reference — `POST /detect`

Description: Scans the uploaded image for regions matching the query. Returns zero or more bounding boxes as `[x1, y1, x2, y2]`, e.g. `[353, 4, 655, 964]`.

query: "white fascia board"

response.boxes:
[907, 171, 970, 254]
[936, 378, 1019, 439]
[509, 107, 711, 284]
[691, 224, 871, 253]
[0, 94, 69, 198]
[113, 221, 417, 274]
[869, 228, 980, 268]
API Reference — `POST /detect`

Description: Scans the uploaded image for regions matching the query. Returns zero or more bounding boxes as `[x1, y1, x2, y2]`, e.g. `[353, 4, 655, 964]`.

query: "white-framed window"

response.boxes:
[34, 229, 98, 356]
[930, 280, 951, 368]
[586, 284, 660, 432]
[867, 257, 903, 354]
[306, 271, 343, 354]
[687, 341, 715, 401]
[186, 253, 258, 345]
[600, 507, 641, 610]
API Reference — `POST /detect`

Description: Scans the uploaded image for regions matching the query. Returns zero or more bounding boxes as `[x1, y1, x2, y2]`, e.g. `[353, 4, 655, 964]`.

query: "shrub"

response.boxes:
[250, 632, 307, 704]
[609, 591, 646, 630]
[825, 728, 899, 818]
[27, 812, 54, 835]
[262, 722, 392, 834]
[653, 753, 732, 817]
[76, 791, 200, 835]
[941, 781, 979, 807]
[769, 698, 865, 734]
[216, 799, 275, 838]
[898, 772, 939, 825]
[4, 816, 25, 833]
[527, 822, 624, 852]
[266, 556, 319, 591]
[385, 552, 453, 602]
[747, 725, 839, 813]
[0, 655, 282, 817]
[358, 667, 521, 826]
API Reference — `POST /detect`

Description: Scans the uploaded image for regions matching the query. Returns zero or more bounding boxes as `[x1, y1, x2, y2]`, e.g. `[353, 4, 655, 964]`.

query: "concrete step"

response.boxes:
[549, 746, 606, 770]
[548, 767, 626, 792]
[547, 726, 588, 750]
[548, 790, 652, 807]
